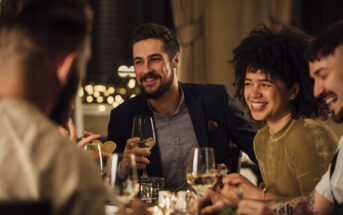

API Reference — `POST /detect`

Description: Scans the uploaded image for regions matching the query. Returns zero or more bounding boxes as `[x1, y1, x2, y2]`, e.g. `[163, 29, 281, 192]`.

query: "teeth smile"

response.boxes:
[145, 78, 155, 82]
[251, 103, 265, 108]
[326, 97, 336, 105]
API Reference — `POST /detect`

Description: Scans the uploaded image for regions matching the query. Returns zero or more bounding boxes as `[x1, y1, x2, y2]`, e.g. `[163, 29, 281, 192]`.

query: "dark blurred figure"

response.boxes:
[0, 0, 107, 214]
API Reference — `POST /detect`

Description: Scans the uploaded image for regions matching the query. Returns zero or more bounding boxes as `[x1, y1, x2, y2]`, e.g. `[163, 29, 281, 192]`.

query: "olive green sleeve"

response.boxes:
[286, 124, 338, 195]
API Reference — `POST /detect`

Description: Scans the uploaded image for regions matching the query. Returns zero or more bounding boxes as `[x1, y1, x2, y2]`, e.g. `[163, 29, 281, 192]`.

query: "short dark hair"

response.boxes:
[131, 23, 180, 60]
[306, 20, 343, 62]
[231, 25, 329, 119]
[0, 0, 93, 74]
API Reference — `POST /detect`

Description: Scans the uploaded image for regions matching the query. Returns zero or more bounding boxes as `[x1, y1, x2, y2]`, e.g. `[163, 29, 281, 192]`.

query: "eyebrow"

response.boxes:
[133, 53, 163, 61]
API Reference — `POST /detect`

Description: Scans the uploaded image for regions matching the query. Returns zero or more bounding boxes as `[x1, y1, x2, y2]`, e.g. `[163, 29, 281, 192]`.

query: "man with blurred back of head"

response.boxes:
[0, 0, 107, 214]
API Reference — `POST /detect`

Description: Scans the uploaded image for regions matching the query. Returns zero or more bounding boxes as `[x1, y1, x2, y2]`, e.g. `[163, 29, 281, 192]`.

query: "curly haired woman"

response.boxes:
[223, 25, 338, 200]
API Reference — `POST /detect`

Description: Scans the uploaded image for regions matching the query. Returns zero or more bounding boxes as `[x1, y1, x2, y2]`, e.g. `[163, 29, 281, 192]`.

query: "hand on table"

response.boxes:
[222, 173, 261, 200]
[117, 200, 151, 215]
[191, 190, 237, 215]
[121, 137, 151, 176]
[237, 200, 273, 215]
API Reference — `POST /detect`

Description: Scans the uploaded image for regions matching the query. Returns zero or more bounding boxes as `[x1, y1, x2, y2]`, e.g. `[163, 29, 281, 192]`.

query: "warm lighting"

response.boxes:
[108, 87, 115, 94]
[79, 88, 84, 97]
[119, 88, 127, 95]
[117, 65, 136, 78]
[81, 82, 136, 105]
[86, 95, 93, 103]
[96, 96, 104, 103]
[85, 84, 93, 94]
[115, 95, 123, 103]
[127, 79, 136, 89]
[112, 101, 119, 108]
[107, 96, 114, 104]
[93, 91, 100, 98]
[98, 104, 106, 112]
[94, 85, 106, 92]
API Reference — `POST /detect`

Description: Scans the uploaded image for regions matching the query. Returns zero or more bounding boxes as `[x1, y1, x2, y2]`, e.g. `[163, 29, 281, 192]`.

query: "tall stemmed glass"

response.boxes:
[131, 116, 156, 178]
[186, 147, 216, 195]
[108, 153, 139, 205]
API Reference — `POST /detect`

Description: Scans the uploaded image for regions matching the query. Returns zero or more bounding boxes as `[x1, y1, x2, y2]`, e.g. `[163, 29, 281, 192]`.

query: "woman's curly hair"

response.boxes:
[230, 25, 329, 120]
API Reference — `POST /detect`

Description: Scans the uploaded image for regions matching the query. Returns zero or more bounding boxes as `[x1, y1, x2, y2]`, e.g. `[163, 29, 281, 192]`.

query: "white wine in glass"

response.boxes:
[186, 147, 216, 195]
[132, 138, 156, 150]
[108, 153, 139, 205]
[131, 116, 156, 178]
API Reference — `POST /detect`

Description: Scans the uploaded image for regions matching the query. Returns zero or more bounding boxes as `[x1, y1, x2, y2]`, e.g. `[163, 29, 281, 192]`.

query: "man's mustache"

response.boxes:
[140, 72, 161, 83]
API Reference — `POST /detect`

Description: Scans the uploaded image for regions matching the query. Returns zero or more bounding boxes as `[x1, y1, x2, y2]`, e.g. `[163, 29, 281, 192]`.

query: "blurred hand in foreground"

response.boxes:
[237, 200, 273, 215]
[222, 173, 261, 199]
[191, 190, 238, 215]
[59, 118, 100, 147]
[121, 137, 151, 176]
[117, 200, 151, 215]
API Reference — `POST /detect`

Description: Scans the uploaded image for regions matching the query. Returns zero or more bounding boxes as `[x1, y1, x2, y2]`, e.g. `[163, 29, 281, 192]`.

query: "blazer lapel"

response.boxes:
[182, 84, 209, 147]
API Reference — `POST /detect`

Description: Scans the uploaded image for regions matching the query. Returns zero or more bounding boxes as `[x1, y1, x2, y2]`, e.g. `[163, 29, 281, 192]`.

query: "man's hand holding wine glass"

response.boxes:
[121, 137, 151, 176]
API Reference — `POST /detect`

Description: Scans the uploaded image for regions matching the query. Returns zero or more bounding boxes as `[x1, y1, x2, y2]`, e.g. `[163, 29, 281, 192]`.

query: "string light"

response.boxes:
[115, 95, 123, 102]
[86, 95, 93, 103]
[108, 87, 115, 94]
[94, 85, 106, 92]
[85, 84, 93, 95]
[119, 88, 127, 95]
[104, 91, 110, 97]
[107, 96, 114, 104]
[79, 88, 84, 97]
[93, 91, 100, 98]
[98, 105, 106, 112]
[112, 101, 119, 108]
[127, 79, 136, 89]
[81, 82, 138, 112]
[96, 96, 104, 103]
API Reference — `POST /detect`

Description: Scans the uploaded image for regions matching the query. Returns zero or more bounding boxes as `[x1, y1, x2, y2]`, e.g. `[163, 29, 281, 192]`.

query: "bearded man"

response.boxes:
[107, 23, 257, 189]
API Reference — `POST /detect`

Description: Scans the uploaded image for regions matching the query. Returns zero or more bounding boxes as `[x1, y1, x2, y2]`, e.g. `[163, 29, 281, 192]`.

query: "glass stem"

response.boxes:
[141, 155, 148, 178]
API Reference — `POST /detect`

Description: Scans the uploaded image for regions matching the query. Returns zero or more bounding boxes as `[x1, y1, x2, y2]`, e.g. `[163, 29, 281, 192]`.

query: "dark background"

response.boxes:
[86, 0, 343, 87]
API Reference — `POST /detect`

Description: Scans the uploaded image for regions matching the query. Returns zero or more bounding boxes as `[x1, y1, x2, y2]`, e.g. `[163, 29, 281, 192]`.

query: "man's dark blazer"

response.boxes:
[107, 83, 257, 177]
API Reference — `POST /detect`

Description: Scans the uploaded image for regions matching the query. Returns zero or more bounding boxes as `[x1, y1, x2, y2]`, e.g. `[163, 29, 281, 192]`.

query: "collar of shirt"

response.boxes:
[148, 85, 186, 118]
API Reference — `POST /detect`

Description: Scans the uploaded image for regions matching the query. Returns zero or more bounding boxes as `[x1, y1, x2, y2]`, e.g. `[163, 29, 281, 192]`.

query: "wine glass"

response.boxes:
[84, 141, 109, 177]
[107, 153, 139, 205]
[186, 147, 216, 195]
[131, 116, 156, 178]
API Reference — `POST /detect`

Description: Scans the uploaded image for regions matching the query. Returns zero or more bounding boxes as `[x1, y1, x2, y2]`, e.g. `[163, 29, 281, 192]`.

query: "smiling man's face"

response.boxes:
[132, 38, 179, 99]
[309, 45, 343, 122]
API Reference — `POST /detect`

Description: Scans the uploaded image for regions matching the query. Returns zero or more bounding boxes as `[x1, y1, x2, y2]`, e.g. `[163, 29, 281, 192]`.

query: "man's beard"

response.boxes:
[50, 63, 80, 126]
[140, 71, 174, 99]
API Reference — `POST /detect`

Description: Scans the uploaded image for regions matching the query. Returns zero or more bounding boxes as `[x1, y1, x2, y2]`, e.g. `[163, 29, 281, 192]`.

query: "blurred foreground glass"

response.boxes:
[186, 147, 216, 195]
[107, 153, 139, 205]
[84, 141, 111, 177]
[138, 176, 165, 203]
[131, 115, 156, 178]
